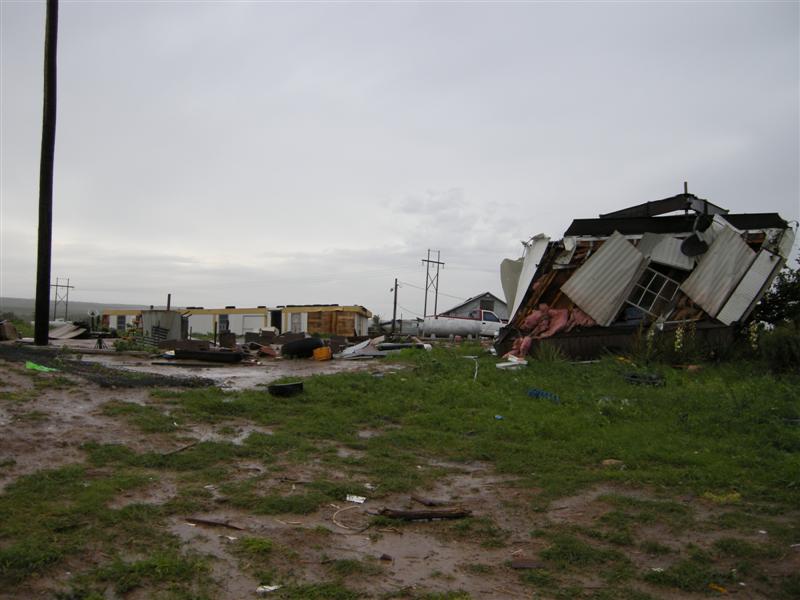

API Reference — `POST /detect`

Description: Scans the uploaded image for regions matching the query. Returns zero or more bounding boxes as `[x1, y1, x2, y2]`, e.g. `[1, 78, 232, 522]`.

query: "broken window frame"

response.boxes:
[625, 267, 681, 319]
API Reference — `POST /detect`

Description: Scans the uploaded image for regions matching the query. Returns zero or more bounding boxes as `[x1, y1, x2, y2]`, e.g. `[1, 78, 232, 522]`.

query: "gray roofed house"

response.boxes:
[439, 292, 508, 320]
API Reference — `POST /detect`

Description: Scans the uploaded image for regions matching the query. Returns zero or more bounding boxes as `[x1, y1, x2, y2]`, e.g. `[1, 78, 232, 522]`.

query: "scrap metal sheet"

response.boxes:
[680, 226, 755, 318]
[500, 257, 523, 310]
[637, 233, 695, 271]
[716, 250, 783, 325]
[561, 231, 647, 326]
[509, 234, 550, 322]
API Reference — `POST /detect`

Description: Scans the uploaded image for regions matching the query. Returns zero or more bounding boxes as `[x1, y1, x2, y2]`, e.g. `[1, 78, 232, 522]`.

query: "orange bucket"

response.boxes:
[313, 346, 332, 361]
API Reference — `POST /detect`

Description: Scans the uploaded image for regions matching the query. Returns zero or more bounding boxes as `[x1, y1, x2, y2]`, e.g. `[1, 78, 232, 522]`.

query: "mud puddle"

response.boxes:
[77, 353, 403, 390]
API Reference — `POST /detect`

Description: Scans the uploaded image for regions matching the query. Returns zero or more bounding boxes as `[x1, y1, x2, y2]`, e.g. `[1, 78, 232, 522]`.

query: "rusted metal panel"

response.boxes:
[561, 232, 647, 326]
[716, 250, 783, 325]
[680, 227, 755, 318]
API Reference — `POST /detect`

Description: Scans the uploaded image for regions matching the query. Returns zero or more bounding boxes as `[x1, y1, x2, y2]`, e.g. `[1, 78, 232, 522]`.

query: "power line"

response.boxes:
[397, 304, 423, 318]
[398, 281, 467, 302]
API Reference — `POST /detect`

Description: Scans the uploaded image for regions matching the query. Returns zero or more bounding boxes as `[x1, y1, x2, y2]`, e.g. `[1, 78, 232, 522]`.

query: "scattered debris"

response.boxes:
[336, 338, 389, 360]
[379, 553, 393, 561]
[510, 559, 545, 570]
[48, 322, 88, 340]
[346, 494, 366, 504]
[411, 494, 451, 507]
[496, 361, 526, 370]
[332, 504, 363, 530]
[708, 582, 728, 594]
[281, 337, 325, 358]
[313, 346, 333, 361]
[172, 348, 243, 363]
[494, 415, 504, 420]
[163, 441, 198, 456]
[184, 517, 244, 531]
[255, 584, 282, 595]
[267, 382, 303, 397]
[527, 388, 560, 404]
[377, 507, 472, 521]
[624, 372, 665, 386]
[257, 345, 278, 358]
[0, 320, 19, 340]
[463, 355, 479, 381]
[25, 361, 58, 373]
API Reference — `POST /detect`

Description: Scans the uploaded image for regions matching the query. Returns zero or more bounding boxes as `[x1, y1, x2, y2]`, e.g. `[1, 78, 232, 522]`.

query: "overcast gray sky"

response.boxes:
[1, 0, 798, 318]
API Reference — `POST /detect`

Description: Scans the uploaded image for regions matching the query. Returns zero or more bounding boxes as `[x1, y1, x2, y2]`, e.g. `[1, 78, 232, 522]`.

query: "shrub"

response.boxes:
[760, 325, 800, 373]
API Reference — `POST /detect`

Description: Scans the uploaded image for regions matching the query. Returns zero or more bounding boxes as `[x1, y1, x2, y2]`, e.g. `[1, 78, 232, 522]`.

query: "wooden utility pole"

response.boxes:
[391, 278, 398, 334]
[34, 0, 59, 345]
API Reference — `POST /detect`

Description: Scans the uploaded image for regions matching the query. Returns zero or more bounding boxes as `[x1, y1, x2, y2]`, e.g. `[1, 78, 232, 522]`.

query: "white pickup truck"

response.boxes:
[422, 309, 506, 338]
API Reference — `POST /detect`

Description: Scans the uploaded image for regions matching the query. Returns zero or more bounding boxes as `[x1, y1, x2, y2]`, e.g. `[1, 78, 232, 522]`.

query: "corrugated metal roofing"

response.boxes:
[680, 227, 756, 318]
[561, 232, 648, 326]
[637, 233, 695, 271]
[716, 250, 783, 325]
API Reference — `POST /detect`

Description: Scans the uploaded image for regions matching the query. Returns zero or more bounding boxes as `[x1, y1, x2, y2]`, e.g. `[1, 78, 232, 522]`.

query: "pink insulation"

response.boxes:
[511, 305, 597, 356]
[519, 335, 533, 356]
[566, 308, 596, 331]
[539, 308, 569, 338]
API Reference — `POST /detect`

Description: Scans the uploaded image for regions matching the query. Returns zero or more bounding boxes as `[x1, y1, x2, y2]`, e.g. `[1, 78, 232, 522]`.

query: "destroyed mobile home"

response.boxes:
[498, 192, 796, 358]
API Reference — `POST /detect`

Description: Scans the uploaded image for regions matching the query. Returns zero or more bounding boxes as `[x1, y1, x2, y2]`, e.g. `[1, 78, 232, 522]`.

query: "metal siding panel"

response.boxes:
[510, 235, 550, 321]
[680, 227, 756, 317]
[716, 250, 783, 325]
[778, 227, 795, 259]
[500, 258, 523, 309]
[638, 233, 695, 271]
[561, 232, 647, 326]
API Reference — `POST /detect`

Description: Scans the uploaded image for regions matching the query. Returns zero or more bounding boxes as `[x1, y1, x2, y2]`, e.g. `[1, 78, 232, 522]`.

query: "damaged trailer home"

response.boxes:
[497, 191, 796, 358]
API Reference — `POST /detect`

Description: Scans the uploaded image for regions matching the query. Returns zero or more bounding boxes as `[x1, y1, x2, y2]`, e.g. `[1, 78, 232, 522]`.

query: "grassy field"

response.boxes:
[1, 345, 798, 599]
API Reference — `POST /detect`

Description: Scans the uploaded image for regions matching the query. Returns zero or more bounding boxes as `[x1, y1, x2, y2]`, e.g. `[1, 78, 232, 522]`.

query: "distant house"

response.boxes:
[280, 305, 372, 337]
[102, 307, 274, 336]
[103, 304, 373, 337]
[181, 307, 275, 336]
[439, 292, 508, 320]
[102, 309, 141, 331]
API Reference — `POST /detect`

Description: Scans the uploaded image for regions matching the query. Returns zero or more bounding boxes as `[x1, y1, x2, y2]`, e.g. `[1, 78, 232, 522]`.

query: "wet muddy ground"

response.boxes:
[1, 346, 798, 599]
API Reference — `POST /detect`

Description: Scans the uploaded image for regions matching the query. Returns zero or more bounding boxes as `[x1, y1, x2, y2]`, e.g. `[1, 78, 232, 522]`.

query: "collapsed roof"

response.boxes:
[497, 192, 795, 357]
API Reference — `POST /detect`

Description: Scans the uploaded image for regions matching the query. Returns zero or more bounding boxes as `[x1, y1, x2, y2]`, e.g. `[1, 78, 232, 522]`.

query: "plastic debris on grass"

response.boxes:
[528, 388, 560, 404]
[25, 361, 58, 372]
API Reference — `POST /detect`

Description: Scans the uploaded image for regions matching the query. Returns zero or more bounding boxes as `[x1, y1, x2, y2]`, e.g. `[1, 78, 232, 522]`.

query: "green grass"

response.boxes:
[101, 400, 179, 433]
[235, 536, 274, 558]
[274, 582, 361, 599]
[445, 516, 509, 548]
[0, 465, 151, 586]
[3, 346, 799, 597]
[0, 389, 36, 403]
[146, 348, 800, 506]
[94, 550, 210, 594]
[325, 557, 382, 577]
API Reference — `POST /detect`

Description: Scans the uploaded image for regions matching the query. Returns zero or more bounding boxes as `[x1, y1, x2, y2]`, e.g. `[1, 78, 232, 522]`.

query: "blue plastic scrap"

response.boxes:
[527, 388, 560, 404]
[494, 415, 504, 420]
